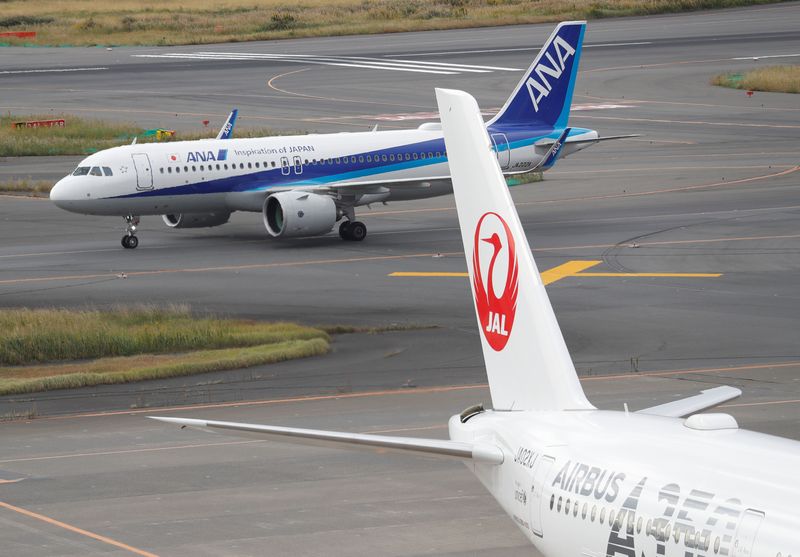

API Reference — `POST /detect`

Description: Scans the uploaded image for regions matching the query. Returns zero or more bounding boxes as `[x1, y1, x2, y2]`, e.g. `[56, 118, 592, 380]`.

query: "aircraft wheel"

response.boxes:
[122, 235, 139, 249]
[347, 221, 367, 242]
[338, 221, 351, 240]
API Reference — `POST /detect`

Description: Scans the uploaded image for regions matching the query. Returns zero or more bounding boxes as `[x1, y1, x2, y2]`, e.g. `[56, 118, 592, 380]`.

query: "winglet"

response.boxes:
[534, 127, 571, 171]
[436, 87, 593, 412]
[216, 108, 238, 140]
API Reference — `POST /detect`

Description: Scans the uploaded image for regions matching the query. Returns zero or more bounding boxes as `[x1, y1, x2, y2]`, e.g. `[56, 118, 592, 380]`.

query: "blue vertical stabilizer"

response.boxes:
[487, 22, 585, 130]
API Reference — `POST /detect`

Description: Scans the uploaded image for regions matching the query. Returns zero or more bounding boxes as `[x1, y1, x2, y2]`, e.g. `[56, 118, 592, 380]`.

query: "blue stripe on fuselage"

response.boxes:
[112, 127, 591, 199]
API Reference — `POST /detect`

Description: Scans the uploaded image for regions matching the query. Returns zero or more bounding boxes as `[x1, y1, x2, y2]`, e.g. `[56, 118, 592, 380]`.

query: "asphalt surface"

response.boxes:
[1, 4, 799, 556]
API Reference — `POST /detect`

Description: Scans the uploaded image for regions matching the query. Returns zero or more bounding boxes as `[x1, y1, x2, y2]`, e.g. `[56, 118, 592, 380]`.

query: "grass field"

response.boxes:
[0, 179, 52, 197]
[0, 114, 288, 157]
[0, 306, 330, 395]
[712, 65, 800, 94]
[0, 0, 785, 47]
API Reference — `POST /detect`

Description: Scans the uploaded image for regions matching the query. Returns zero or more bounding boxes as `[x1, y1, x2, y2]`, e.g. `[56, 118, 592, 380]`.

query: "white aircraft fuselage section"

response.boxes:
[450, 409, 800, 556]
[50, 125, 597, 216]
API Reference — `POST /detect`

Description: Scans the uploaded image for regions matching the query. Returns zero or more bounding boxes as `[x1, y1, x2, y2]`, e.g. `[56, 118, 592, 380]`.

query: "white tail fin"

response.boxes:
[436, 88, 593, 412]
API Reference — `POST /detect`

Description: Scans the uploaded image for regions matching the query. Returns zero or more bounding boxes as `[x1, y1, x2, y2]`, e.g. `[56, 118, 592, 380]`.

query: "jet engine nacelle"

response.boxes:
[263, 191, 337, 238]
[162, 212, 231, 229]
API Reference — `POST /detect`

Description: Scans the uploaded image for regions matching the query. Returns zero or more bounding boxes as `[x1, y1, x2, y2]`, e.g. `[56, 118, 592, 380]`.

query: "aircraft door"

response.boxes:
[490, 133, 511, 170]
[293, 156, 303, 175]
[131, 153, 153, 190]
[732, 509, 764, 557]
[529, 455, 554, 537]
[280, 156, 290, 176]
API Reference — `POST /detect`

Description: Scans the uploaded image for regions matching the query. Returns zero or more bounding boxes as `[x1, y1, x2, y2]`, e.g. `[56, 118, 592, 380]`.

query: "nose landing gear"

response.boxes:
[122, 215, 140, 249]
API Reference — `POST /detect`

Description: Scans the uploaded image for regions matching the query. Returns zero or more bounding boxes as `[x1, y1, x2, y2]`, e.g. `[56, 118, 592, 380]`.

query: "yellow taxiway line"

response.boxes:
[390, 260, 722, 285]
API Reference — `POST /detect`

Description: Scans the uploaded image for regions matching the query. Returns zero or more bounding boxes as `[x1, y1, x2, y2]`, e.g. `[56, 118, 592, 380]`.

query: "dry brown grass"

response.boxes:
[0, 179, 52, 197]
[712, 65, 800, 94]
[0, 0, 784, 47]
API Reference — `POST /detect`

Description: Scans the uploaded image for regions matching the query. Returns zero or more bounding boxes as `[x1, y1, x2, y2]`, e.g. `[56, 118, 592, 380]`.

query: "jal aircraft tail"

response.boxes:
[487, 21, 585, 130]
[437, 87, 593, 412]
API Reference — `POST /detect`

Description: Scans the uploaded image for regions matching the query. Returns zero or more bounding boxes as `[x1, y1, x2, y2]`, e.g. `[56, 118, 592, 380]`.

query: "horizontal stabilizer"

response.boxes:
[149, 416, 504, 465]
[564, 133, 640, 145]
[637, 385, 742, 418]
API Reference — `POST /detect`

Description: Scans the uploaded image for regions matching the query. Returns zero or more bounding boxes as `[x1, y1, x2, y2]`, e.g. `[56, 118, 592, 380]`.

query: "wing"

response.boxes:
[637, 385, 742, 418]
[149, 417, 504, 465]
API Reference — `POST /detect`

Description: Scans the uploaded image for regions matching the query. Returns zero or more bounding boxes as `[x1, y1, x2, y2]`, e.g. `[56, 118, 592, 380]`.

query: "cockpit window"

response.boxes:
[102, 167, 113, 176]
[89, 167, 103, 176]
[73, 166, 90, 176]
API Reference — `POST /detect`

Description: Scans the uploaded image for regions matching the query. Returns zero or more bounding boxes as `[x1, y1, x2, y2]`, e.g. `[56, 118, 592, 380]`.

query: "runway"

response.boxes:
[1, 3, 799, 555]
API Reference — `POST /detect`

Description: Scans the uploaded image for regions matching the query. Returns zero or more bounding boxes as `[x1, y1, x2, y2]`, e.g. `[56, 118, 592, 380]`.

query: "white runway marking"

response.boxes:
[131, 52, 521, 74]
[314, 103, 635, 123]
[731, 53, 800, 60]
[386, 42, 652, 57]
[0, 67, 108, 75]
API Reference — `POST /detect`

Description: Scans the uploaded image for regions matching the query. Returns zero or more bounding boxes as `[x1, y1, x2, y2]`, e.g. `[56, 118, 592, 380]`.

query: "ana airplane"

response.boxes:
[153, 87, 800, 556]
[50, 21, 630, 249]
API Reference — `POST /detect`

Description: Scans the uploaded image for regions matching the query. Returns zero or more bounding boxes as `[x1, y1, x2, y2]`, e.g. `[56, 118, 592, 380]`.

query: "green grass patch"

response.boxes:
[0, 305, 328, 366]
[712, 65, 800, 94]
[0, 113, 290, 156]
[0, 0, 788, 47]
[0, 306, 331, 395]
[0, 178, 52, 197]
[507, 171, 544, 187]
[0, 339, 329, 396]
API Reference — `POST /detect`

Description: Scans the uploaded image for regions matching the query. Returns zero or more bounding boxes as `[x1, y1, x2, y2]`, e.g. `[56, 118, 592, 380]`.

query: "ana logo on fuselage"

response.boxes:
[525, 35, 576, 113]
[186, 149, 228, 163]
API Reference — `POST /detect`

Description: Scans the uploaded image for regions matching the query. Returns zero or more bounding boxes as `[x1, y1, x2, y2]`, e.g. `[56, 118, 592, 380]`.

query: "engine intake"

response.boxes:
[263, 191, 336, 238]
[162, 212, 231, 229]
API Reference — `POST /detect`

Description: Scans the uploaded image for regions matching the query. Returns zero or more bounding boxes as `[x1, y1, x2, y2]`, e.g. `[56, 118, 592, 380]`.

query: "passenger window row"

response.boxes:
[157, 151, 446, 176]
[72, 166, 113, 177]
[159, 161, 277, 175]
[548, 493, 729, 553]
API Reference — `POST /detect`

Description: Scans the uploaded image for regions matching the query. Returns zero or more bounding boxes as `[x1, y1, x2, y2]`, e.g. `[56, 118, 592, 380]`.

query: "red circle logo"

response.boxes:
[472, 212, 519, 351]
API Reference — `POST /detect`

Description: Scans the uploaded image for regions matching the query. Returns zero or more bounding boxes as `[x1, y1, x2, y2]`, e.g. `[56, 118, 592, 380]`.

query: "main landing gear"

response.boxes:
[122, 215, 140, 249]
[339, 220, 367, 241]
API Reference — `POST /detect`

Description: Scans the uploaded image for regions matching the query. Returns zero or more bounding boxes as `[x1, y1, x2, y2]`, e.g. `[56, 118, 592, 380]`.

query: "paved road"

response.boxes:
[0, 4, 799, 556]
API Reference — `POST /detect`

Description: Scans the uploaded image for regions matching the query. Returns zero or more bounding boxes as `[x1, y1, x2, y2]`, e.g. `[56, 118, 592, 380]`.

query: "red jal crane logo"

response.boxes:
[472, 212, 519, 351]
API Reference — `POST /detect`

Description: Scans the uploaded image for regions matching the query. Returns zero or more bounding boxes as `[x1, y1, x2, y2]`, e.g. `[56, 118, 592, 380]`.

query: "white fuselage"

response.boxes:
[449, 410, 799, 557]
[49, 126, 597, 217]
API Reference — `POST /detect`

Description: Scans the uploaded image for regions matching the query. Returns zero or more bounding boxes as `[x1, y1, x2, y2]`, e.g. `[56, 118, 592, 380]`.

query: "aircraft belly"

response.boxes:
[84, 193, 230, 216]
[386, 180, 453, 201]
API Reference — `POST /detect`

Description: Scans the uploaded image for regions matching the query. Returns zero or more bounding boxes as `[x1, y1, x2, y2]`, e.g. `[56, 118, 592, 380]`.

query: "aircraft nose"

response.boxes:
[49, 178, 69, 206]
[50, 177, 81, 211]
